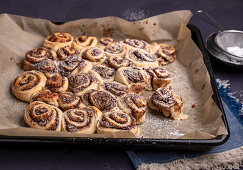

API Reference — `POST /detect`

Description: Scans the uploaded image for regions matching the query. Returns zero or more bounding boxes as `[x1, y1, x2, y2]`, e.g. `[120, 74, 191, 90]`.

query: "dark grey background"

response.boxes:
[0, 0, 242, 169]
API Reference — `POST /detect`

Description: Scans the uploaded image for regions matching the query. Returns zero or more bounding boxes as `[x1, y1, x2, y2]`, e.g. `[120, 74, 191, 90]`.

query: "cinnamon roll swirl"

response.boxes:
[89, 65, 116, 83]
[72, 35, 98, 50]
[97, 111, 140, 137]
[81, 46, 106, 65]
[118, 93, 146, 124]
[155, 44, 176, 66]
[106, 56, 133, 69]
[37, 59, 58, 78]
[99, 82, 129, 98]
[11, 71, 46, 102]
[23, 47, 57, 71]
[24, 101, 62, 131]
[30, 89, 59, 107]
[96, 37, 114, 49]
[81, 89, 119, 112]
[62, 106, 102, 134]
[105, 42, 127, 58]
[123, 39, 150, 51]
[56, 46, 80, 61]
[125, 49, 158, 68]
[58, 56, 92, 77]
[68, 73, 98, 96]
[148, 87, 187, 120]
[58, 92, 85, 111]
[46, 74, 68, 93]
[44, 32, 73, 51]
[145, 67, 172, 90]
[115, 67, 148, 94]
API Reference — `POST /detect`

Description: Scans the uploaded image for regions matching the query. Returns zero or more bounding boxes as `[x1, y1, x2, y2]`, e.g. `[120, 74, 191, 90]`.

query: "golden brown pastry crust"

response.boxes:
[37, 59, 59, 78]
[98, 82, 129, 98]
[62, 106, 102, 134]
[72, 35, 98, 50]
[97, 111, 140, 137]
[123, 39, 150, 52]
[89, 65, 116, 83]
[81, 46, 106, 65]
[30, 89, 59, 107]
[24, 101, 62, 131]
[44, 32, 73, 52]
[11, 71, 46, 102]
[56, 46, 80, 61]
[58, 92, 85, 111]
[96, 37, 115, 49]
[154, 43, 176, 66]
[105, 42, 127, 58]
[106, 55, 133, 69]
[68, 73, 98, 96]
[118, 93, 146, 124]
[46, 74, 69, 93]
[81, 89, 119, 113]
[147, 87, 187, 120]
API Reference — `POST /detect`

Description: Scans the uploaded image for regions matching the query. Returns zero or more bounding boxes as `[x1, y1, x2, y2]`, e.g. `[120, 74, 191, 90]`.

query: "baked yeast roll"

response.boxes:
[44, 32, 73, 51]
[96, 37, 114, 49]
[72, 35, 97, 50]
[115, 67, 148, 94]
[118, 93, 146, 124]
[97, 111, 140, 137]
[81, 46, 106, 65]
[105, 42, 127, 58]
[62, 106, 102, 134]
[154, 43, 176, 66]
[81, 89, 119, 112]
[56, 46, 80, 61]
[46, 74, 68, 93]
[148, 87, 187, 120]
[68, 73, 98, 96]
[58, 92, 85, 111]
[24, 101, 62, 131]
[125, 49, 158, 68]
[99, 82, 129, 98]
[24, 47, 56, 71]
[145, 67, 171, 90]
[89, 65, 116, 83]
[37, 59, 58, 78]
[106, 55, 133, 69]
[30, 89, 59, 107]
[11, 71, 46, 102]
[123, 39, 150, 51]
[58, 56, 92, 77]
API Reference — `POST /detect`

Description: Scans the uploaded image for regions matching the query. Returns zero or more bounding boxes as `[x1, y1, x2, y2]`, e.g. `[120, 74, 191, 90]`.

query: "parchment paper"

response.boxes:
[0, 10, 227, 139]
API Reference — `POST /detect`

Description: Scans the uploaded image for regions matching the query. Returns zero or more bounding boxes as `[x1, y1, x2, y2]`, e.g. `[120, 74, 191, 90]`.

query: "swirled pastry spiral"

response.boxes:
[58, 92, 85, 111]
[68, 73, 98, 96]
[144, 67, 171, 90]
[30, 89, 59, 107]
[24, 101, 62, 131]
[97, 111, 140, 137]
[81, 89, 119, 112]
[96, 37, 115, 49]
[44, 32, 73, 51]
[46, 74, 68, 93]
[105, 42, 127, 58]
[11, 71, 46, 102]
[37, 59, 59, 78]
[56, 46, 80, 61]
[62, 106, 102, 134]
[81, 46, 106, 65]
[23, 47, 57, 71]
[118, 93, 146, 124]
[72, 35, 97, 50]
[125, 49, 158, 68]
[154, 43, 176, 66]
[89, 65, 116, 83]
[123, 39, 150, 51]
[148, 87, 187, 120]
[98, 82, 129, 98]
[106, 55, 133, 69]
[58, 56, 92, 77]
[115, 67, 148, 94]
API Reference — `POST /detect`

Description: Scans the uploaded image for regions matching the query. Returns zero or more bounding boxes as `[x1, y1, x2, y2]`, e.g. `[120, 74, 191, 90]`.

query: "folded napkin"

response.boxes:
[127, 79, 243, 169]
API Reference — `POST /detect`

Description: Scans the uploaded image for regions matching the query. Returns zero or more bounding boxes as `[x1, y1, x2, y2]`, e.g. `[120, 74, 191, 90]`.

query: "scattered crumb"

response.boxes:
[192, 104, 195, 108]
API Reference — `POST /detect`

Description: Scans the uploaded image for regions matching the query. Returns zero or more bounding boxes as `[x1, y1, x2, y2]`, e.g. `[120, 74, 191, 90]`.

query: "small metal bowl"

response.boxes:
[214, 30, 243, 61]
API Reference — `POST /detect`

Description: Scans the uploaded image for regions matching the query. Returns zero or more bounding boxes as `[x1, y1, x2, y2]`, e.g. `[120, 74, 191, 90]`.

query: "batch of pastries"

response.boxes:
[11, 32, 187, 137]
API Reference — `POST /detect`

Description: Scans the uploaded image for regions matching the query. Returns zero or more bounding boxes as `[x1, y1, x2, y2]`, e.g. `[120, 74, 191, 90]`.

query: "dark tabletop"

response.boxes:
[0, 0, 243, 169]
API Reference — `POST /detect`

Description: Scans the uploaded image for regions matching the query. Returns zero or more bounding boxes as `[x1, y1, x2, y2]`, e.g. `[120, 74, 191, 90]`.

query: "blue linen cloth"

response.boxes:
[127, 82, 243, 169]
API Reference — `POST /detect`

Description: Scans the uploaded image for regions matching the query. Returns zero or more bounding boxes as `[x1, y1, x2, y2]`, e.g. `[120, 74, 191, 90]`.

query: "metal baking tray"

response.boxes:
[0, 24, 230, 150]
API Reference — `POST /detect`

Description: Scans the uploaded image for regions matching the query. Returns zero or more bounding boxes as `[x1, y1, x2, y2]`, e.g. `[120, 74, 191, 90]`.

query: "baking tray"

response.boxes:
[0, 23, 230, 150]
